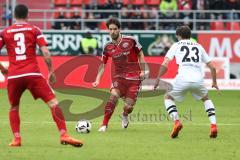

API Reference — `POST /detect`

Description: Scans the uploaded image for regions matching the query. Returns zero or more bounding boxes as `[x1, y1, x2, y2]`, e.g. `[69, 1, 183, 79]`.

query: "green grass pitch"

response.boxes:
[0, 89, 239, 160]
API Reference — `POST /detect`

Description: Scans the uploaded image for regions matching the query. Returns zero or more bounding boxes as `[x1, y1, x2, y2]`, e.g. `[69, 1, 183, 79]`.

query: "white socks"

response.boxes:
[204, 100, 216, 124]
[164, 99, 179, 121]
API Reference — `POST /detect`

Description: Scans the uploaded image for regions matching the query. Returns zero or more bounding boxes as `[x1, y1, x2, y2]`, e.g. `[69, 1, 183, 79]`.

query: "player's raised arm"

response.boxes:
[92, 63, 105, 87]
[138, 51, 147, 80]
[40, 46, 56, 85]
[153, 57, 171, 90]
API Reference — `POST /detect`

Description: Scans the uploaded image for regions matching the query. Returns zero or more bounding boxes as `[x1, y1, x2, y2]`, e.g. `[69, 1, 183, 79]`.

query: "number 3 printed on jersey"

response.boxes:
[14, 33, 26, 60]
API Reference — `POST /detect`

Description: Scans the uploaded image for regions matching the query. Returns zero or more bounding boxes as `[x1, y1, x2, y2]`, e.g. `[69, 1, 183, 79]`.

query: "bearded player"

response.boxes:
[92, 18, 146, 132]
[0, 4, 83, 147]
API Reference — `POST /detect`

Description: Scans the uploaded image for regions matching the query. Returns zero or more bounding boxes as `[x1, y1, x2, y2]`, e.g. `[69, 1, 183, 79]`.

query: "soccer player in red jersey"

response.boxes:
[92, 18, 146, 132]
[0, 4, 83, 147]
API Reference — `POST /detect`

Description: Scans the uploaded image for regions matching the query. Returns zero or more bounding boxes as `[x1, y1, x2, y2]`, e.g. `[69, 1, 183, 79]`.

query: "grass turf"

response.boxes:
[0, 89, 239, 160]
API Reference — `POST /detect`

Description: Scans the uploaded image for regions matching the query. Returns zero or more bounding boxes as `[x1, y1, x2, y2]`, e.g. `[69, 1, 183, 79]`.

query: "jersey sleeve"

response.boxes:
[34, 27, 48, 47]
[101, 46, 109, 64]
[200, 45, 211, 63]
[133, 37, 142, 54]
[0, 31, 5, 50]
[165, 43, 177, 60]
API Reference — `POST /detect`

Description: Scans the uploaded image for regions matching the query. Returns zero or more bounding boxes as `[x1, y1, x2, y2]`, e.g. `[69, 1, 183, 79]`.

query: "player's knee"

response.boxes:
[47, 98, 59, 108]
[201, 95, 209, 102]
[164, 94, 174, 100]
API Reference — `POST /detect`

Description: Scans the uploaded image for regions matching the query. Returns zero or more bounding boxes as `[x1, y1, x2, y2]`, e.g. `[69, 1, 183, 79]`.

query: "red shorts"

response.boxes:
[7, 76, 55, 106]
[111, 77, 141, 102]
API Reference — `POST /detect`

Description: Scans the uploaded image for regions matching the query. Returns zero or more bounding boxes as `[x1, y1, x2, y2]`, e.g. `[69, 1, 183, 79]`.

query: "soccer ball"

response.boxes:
[75, 120, 92, 133]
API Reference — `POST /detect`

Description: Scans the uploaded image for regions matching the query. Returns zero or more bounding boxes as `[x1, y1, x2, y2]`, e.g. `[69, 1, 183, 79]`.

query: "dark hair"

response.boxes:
[106, 17, 121, 29]
[14, 4, 28, 19]
[176, 25, 191, 39]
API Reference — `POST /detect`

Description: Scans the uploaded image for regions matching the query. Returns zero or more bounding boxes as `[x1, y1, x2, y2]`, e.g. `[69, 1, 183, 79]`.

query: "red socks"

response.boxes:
[9, 105, 67, 138]
[9, 108, 21, 138]
[50, 105, 67, 135]
[102, 96, 118, 126]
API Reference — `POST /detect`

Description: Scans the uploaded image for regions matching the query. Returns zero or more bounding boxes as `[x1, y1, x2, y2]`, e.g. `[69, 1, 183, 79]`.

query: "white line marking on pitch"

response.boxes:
[0, 121, 239, 126]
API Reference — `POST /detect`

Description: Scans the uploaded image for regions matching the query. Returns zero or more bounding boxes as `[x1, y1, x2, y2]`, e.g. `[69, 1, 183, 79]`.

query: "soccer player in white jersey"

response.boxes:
[154, 25, 219, 138]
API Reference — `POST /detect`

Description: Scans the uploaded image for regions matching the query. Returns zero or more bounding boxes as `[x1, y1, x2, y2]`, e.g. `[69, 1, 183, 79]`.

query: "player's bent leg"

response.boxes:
[164, 95, 183, 138]
[47, 98, 83, 147]
[47, 98, 67, 135]
[99, 90, 120, 132]
[9, 105, 21, 147]
[122, 98, 135, 129]
[7, 78, 25, 147]
[201, 96, 218, 138]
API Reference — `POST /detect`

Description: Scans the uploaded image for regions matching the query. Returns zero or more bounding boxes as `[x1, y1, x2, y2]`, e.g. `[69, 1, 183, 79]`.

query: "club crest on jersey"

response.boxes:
[113, 81, 118, 87]
[119, 40, 133, 51]
[122, 42, 129, 48]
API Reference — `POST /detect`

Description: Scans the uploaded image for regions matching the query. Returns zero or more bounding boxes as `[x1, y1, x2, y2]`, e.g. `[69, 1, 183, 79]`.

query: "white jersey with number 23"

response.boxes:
[165, 39, 211, 82]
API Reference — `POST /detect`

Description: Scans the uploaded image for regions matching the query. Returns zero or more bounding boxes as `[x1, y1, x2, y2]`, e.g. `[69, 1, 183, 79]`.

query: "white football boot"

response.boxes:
[122, 114, 129, 129]
[98, 125, 107, 132]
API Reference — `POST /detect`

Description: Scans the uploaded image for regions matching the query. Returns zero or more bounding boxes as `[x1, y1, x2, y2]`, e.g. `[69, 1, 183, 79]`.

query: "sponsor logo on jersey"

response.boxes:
[112, 51, 130, 58]
[7, 27, 32, 33]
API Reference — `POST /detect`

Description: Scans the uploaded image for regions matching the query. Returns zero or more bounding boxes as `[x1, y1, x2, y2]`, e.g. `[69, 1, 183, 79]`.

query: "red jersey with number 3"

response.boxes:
[102, 35, 142, 80]
[0, 22, 47, 79]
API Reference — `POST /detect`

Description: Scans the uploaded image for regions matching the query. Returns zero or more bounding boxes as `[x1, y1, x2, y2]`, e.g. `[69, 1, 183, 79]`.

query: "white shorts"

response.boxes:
[167, 79, 208, 102]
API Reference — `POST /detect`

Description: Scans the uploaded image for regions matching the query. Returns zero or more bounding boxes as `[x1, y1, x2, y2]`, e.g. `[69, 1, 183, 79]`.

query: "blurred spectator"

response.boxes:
[130, 9, 145, 30]
[52, 11, 68, 30]
[147, 6, 158, 30]
[1, 5, 12, 26]
[80, 31, 98, 55]
[159, 0, 178, 30]
[192, 0, 210, 30]
[121, 6, 131, 30]
[209, 0, 226, 19]
[85, 12, 98, 30]
[223, 0, 240, 19]
[178, 0, 193, 28]
[114, 0, 123, 10]
[69, 11, 81, 30]
[178, 0, 192, 10]
[192, 0, 210, 10]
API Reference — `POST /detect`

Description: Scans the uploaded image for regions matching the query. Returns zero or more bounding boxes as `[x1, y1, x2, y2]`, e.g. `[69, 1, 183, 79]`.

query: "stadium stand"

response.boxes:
[131, 0, 145, 5]
[226, 22, 240, 30]
[71, 0, 83, 6]
[210, 21, 225, 30]
[146, 0, 161, 5]
[11, 0, 52, 29]
[1, 0, 240, 30]
[54, 0, 67, 5]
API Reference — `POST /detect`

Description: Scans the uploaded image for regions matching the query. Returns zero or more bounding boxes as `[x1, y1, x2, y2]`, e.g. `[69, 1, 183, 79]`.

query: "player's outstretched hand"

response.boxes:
[212, 83, 220, 94]
[49, 72, 56, 85]
[153, 79, 160, 90]
[92, 81, 99, 88]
